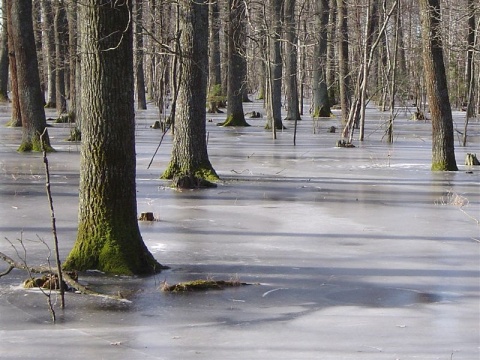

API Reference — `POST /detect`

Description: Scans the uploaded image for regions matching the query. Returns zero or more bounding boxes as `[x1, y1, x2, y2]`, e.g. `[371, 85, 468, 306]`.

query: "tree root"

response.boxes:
[0, 251, 128, 302]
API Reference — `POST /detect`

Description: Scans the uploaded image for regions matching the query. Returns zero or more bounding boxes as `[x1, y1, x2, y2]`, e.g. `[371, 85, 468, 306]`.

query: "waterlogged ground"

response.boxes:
[0, 101, 479, 359]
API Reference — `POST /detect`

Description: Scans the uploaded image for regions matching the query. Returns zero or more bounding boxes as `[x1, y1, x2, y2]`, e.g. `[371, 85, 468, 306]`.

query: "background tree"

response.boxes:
[419, 0, 458, 171]
[63, 0, 163, 274]
[284, 0, 301, 121]
[10, 0, 52, 151]
[0, 0, 8, 102]
[5, 0, 20, 127]
[161, 0, 218, 188]
[54, 0, 67, 115]
[134, 0, 147, 110]
[41, 0, 56, 108]
[219, 0, 250, 126]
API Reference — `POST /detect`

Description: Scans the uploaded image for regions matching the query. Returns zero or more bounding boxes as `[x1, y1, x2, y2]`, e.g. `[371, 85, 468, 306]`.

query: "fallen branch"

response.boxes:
[162, 279, 251, 293]
[0, 251, 129, 302]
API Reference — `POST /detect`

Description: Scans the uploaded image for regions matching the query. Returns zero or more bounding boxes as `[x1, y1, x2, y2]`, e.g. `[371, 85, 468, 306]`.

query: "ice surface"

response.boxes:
[0, 102, 479, 359]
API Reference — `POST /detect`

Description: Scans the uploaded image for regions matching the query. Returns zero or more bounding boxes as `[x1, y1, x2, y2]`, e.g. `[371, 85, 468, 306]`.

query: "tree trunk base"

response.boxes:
[465, 153, 480, 166]
[138, 212, 155, 221]
[218, 114, 250, 127]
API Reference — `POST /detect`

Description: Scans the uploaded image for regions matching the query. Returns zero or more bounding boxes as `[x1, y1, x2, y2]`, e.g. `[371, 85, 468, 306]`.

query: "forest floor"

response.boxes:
[0, 100, 479, 359]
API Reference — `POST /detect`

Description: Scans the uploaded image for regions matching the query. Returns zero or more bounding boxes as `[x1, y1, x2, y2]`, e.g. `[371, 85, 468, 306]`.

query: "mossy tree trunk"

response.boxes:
[162, 0, 218, 188]
[0, 0, 9, 102]
[220, 0, 249, 127]
[10, 0, 51, 152]
[311, 0, 331, 119]
[63, 0, 163, 275]
[284, 0, 301, 121]
[419, 0, 457, 171]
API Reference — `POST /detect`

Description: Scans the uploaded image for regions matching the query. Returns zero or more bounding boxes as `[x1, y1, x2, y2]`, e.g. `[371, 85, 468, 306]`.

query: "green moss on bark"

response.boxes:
[162, 162, 219, 189]
[217, 114, 250, 127]
[63, 221, 164, 275]
[431, 161, 458, 171]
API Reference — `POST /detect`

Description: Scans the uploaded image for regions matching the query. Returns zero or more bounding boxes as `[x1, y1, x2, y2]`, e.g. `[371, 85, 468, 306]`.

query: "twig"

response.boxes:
[147, 123, 171, 169]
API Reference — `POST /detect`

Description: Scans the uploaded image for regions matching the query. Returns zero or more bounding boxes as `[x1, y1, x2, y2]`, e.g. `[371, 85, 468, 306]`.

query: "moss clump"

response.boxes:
[162, 279, 249, 292]
[162, 163, 219, 189]
[431, 161, 458, 171]
[217, 114, 250, 127]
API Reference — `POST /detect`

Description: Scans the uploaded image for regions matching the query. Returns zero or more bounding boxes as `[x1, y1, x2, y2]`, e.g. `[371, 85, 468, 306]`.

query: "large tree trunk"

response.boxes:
[419, 0, 457, 171]
[10, 0, 51, 151]
[63, 0, 163, 275]
[312, 0, 330, 118]
[220, 0, 249, 126]
[284, 0, 301, 121]
[54, 0, 67, 115]
[135, 0, 147, 110]
[162, 0, 218, 188]
[0, 0, 9, 102]
[6, 0, 20, 126]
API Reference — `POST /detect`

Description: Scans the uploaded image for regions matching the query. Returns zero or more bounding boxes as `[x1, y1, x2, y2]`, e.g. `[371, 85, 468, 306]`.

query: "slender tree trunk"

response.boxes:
[162, 0, 218, 188]
[41, 0, 56, 108]
[6, 0, 20, 126]
[10, 0, 52, 151]
[312, 0, 331, 118]
[465, 0, 475, 120]
[64, 0, 162, 275]
[54, 0, 67, 115]
[208, 1, 222, 95]
[326, 0, 336, 105]
[135, 0, 147, 110]
[336, 0, 350, 125]
[266, 0, 284, 131]
[0, 0, 9, 102]
[419, 0, 457, 171]
[284, 0, 301, 121]
[67, 0, 77, 118]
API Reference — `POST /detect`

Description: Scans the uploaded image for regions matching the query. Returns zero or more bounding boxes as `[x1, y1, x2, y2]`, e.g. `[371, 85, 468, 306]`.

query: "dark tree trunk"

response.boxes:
[326, 0, 336, 105]
[336, 0, 350, 125]
[10, 0, 51, 151]
[465, 0, 475, 119]
[54, 0, 67, 115]
[220, 0, 249, 126]
[6, 0, 20, 126]
[0, 0, 9, 102]
[162, 0, 218, 188]
[419, 0, 457, 171]
[63, 0, 162, 275]
[312, 0, 330, 118]
[284, 0, 301, 121]
[135, 0, 147, 110]
[208, 0, 222, 93]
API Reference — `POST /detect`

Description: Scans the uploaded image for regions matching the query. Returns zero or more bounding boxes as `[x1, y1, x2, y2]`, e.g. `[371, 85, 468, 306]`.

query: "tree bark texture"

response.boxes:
[162, 0, 218, 187]
[135, 0, 147, 110]
[208, 0, 221, 94]
[63, 0, 162, 275]
[419, 0, 457, 171]
[67, 0, 77, 117]
[10, 0, 51, 151]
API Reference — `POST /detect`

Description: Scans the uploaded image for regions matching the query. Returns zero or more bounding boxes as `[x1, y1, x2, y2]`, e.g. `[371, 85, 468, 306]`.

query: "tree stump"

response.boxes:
[138, 212, 155, 221]
[465, 153, 480, 166]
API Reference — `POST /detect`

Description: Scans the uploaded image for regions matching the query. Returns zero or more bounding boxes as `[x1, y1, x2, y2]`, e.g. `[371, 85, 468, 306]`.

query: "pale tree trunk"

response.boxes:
[162, 0, 218, 188]
[419, 0, 457, 171]
[312, 0, 330, 118]
[221, 0, 249, 126]
[465, 0, 475, 120]
[6, 0, 20, 126]
[0, 0, 9, 102]
[135, 0, 147, 110]
[326, 0, 336, 105]
[41, 0, 56, 108]
[208, 0, 222, 96]
[63, 0, 163, 275]
[10, 0, 52, 151]
[284, 0, 301, 121]
[54, 0, 67, 115]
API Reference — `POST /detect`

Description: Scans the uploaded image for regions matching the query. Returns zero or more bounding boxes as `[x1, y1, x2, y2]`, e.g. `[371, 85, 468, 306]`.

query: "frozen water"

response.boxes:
[0, 102, 479, 359]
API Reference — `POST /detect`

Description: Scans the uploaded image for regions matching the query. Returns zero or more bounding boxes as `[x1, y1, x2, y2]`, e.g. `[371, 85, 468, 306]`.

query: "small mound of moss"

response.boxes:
[162, 279, 249, 292]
